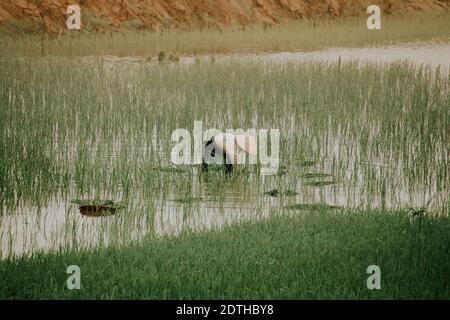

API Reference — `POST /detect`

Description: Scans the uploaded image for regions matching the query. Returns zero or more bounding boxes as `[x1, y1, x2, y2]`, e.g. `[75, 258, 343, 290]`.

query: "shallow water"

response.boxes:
[2, 156, 447, 259]
[1, 42, 449, 259]
[210, 42, 450, 70]
[94, 41, 450, 70]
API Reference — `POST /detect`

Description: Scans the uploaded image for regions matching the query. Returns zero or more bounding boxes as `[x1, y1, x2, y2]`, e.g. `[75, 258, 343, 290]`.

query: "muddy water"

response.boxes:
[2, 42, 449, 259]
[2, 161, 447, 259]
[199, 41, 450, 70]
[94, 41, 450, 70]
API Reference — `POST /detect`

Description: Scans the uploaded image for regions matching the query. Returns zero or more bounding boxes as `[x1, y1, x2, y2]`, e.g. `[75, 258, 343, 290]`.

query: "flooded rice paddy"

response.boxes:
[1, 43, 449, 259]
[91, 41, 450, 70]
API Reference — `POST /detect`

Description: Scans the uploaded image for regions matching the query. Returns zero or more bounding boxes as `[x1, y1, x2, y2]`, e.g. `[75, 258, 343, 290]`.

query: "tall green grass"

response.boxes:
[0, 24, 449, 298]
[1, 210, 449, 299]
[1, 58, 448, 212]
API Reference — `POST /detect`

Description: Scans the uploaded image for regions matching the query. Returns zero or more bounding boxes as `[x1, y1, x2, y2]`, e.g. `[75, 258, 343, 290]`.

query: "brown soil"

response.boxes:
[0, 0, 448, 34]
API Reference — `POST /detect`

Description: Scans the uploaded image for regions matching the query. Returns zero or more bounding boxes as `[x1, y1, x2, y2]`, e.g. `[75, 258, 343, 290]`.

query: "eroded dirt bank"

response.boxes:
[0, 0, 449, 34]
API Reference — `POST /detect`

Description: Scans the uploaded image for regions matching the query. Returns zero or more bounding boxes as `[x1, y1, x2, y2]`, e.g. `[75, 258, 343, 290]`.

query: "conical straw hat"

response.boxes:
[213, 133, 257, 164]
[213, 133, 235, 161]
[235, 134, 257, 156]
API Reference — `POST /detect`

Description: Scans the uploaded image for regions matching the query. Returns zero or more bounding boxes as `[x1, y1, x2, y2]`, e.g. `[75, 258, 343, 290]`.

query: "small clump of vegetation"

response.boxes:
[173, 196, 203, 204]
[157, 51, 179, 63]
[303, 180, 336, 187]
[264, 189, 298, 197]
[264, 189, 279, 197]
[277, 166, 288, 176]
[301, 173, 333, 179]
[284, 203, 341, 211]
[302, 172, 336, 187]
[70, 199, 126, 217]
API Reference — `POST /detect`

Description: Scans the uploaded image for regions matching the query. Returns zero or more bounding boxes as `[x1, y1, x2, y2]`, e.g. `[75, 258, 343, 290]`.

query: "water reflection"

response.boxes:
[1, 164, 448, 259]
[87, 41, 450, 71]
[2, 42, 449, 259]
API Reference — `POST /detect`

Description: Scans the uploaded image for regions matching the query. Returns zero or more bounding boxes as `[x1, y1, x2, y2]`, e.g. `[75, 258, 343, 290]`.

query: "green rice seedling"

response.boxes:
[0, 52, 448, 263]
[1, 211, 449, 299]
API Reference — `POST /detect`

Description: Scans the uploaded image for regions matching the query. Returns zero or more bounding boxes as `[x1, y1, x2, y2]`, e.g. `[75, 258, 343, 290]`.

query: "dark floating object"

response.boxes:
[158, 51, 180, 63]
[264, 189, 280, 197]
[264, 189, 298, 197]
[406, 207, 427, 215]
[406, 207, 427, 222]
[79, 205, 117, 217]
[406, 197, 434, 222]
[71, 199, 125, 217]
[158, 51, 166, 62]
[284, 203, 341, 211]
[277, 165, 288, 176]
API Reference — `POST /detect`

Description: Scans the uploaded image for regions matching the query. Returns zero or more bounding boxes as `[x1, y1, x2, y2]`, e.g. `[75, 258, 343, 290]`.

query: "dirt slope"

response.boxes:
[0, 0, 448, 34]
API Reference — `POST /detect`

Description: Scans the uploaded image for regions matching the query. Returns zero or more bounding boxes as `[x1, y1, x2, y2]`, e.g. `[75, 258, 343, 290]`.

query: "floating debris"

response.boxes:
[264, 189, 298, 197]
[173, 196, 203, 204]
[168, 53, 180, 62]
[71, 199, 125, 217]
[406, 207, 427, 222]
[302, 173, 333, 179]
[303, 180, 335, 187]
[284, 203, 341, 211]
[158, 51, 166, 62]
[302, 172, 335, 187]
[264, 189, 280, 197]
[157, 51, 180, 63]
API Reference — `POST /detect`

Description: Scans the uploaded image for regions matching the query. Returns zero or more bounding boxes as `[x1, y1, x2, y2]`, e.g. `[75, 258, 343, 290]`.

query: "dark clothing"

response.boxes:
[202, 138, 233, 174]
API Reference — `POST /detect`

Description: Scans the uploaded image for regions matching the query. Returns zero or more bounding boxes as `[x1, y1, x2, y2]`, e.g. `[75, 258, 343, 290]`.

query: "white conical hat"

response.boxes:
[235, 134, 257, 156]
[213, 133, 257, 164]
[213, 133, 234, 159]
